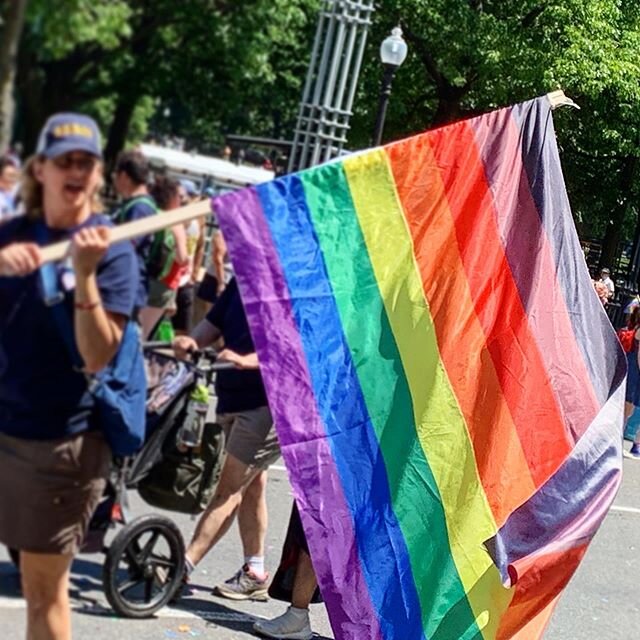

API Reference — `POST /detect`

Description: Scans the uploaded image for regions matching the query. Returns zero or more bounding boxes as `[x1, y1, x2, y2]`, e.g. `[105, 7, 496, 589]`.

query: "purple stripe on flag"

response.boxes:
[470, 107, 600, 441]
[485, 384, 623, 584]
[510, 98, 626, 402]
[212, 191, 383, 640]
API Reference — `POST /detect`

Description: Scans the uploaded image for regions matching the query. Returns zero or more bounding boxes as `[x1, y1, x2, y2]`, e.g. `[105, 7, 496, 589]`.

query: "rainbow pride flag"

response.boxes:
[213, 96, 626, 640]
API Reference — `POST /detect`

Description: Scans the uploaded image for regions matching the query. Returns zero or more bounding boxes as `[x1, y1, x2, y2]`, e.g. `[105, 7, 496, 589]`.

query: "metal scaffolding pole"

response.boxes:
[288, 0, 375, 173]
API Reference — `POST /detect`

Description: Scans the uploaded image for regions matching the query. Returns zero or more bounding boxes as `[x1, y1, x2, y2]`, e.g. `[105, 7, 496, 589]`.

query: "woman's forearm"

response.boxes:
[212, 231, 226, 284]
[192, 228, 205, 282]
[74, 273, 124, 373]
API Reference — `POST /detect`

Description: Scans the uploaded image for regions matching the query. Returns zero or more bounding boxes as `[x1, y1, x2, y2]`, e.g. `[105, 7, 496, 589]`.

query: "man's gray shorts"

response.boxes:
[217, 406, 280, 469]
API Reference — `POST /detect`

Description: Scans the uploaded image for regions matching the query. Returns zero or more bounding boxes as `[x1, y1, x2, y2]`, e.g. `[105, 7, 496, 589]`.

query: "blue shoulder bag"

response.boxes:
[38, 256, 147, 457]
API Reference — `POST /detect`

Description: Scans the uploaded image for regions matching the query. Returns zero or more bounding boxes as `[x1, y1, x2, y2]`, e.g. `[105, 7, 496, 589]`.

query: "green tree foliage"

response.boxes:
[350, 0, 640, 266]
[14, 0, 317, 165]
[9, 0, 640, 264]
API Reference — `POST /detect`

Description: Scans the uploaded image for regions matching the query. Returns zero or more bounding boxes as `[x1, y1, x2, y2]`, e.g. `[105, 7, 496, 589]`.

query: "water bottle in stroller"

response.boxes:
[176, 376, 209, 451]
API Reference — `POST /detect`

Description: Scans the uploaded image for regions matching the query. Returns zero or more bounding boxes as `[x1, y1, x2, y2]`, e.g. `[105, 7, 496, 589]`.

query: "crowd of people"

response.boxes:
[0, 113, 317, 640]
[590, 266, 640, 458]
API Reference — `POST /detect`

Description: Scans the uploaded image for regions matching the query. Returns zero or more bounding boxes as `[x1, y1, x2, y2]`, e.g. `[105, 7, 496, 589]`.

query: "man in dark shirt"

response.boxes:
[112, 150, 156, 308]
[173, 277, 280, 600]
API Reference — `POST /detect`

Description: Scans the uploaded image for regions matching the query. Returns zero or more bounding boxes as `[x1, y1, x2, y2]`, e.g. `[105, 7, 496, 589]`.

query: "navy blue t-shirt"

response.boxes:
[0, 214, 138, 440]
[206, 278, 268, 414]
[114, 196, 156, 308]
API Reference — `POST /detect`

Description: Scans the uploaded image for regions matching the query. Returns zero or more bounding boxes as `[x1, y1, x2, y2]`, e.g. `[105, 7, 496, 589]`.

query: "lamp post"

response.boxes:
[372, 26, 408, 147]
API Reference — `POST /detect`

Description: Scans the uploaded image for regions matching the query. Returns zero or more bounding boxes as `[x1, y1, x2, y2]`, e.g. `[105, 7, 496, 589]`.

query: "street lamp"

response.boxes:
[372, 26, 408, 147]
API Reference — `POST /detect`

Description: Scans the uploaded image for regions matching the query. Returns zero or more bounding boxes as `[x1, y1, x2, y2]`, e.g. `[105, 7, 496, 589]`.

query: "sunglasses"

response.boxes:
[52, 154, 98, 172]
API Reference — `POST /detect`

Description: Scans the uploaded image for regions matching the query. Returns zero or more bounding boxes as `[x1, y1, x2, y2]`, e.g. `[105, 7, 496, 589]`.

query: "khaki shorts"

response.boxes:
[147, 278, 177, 309]
[0, 430, 111, 555]
[218, 406, 280, 469]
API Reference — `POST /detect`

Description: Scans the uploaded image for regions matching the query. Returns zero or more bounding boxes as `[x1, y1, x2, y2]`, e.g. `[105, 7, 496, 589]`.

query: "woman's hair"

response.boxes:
[21, 155, 104, 220]
[150, 176, 180, 210]
[629, 306, 640, 329]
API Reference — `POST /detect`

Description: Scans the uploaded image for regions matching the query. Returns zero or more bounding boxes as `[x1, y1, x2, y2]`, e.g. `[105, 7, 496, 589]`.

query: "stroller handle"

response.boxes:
[210, 361, 239, 371]
[143, 341, 173, 350]
[143, 342, 251, 371]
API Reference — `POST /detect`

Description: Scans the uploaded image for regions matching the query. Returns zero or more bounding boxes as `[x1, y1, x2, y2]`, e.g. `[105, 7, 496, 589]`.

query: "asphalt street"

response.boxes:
[1, 457, 639, 639]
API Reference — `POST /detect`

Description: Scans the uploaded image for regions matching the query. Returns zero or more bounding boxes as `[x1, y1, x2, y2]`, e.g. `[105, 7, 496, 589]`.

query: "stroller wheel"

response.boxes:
[102, 514, 185, 618]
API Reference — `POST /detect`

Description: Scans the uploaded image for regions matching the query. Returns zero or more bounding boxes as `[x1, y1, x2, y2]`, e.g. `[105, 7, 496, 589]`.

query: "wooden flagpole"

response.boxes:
[38, 199, 212, 265]
[37, 92, 575, 266]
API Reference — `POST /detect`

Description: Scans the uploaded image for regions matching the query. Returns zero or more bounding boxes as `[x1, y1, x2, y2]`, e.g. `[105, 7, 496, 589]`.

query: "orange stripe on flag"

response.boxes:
[386, 137, 536, 525]
[497, 543, 588, 639]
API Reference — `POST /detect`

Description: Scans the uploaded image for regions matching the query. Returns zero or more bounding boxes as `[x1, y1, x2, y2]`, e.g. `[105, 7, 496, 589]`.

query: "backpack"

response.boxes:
[137, 421, 226, 514]
[39, 261, 147, 457]
[116, 195, 176, 281]
[617, 327, 637, 353]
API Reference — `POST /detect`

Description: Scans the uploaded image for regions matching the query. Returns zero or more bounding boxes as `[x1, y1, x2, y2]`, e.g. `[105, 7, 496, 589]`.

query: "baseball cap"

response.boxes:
[36, 113, 102, 159]
[601, 267, 610, 274]
[180, 178, 198, 196]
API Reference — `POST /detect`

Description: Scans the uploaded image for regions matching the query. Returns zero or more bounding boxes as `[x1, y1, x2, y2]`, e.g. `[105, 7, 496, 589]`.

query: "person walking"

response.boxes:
[112, 153, 187, 336]
[622, 306, 640, 459]
[172, 276, 280, 599]
[0, 113, 137, 640]
[172, 180, 205, 336]
[254, 504, 321, 640]
[194, 224, 230, 323]
[598, 267, 615, 301]
[112, 150, 157, 309]
[0, 155, 20, 222]
[141, 176, 188, 337]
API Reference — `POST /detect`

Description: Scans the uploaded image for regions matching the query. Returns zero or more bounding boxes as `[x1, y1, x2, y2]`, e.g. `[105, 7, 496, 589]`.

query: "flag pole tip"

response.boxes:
[547, 89, 580, 110]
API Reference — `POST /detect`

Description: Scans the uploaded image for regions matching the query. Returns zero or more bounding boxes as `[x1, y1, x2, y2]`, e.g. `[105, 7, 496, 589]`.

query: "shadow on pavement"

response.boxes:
[173, 596, 333, 639]
[0, 560, 21, 598]
[2, 557, 333, 639]
[0, 556, 106, 603]
[68, 557, 107, 608]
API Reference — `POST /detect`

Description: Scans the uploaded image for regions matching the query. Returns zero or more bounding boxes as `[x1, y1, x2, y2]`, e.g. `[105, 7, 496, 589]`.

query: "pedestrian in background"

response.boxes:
[142, 176, 188, 338]
[0, 155, 20, 222]
[112, 150, 157, 312]
[598, 267, 615, 301]
[172, 277, 279, 601]
[621, 306, 640, 459]
[172, 179, 205, 336]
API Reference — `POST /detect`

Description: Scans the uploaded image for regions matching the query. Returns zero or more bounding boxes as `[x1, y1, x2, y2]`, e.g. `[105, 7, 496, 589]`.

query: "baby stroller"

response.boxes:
[8, 342, 233, 619]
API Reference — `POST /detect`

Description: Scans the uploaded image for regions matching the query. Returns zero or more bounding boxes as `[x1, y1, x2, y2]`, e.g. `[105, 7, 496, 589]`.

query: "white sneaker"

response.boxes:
[253, 606, 313, 639]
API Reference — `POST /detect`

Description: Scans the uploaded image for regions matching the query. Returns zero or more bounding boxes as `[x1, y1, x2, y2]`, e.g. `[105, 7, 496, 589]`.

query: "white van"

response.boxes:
[139, 143, 275, 193]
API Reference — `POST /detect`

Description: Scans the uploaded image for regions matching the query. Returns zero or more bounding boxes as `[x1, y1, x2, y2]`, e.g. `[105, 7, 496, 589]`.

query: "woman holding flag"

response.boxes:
[0, 113, 137, 640]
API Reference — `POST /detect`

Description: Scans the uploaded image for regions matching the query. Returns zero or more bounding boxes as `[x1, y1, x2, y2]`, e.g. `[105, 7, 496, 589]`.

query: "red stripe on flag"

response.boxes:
[428, 121, 572, 487]
[470, 108, 600, 440]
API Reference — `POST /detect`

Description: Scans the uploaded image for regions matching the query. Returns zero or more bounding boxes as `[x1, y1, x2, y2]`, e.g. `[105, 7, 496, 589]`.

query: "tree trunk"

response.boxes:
[599, 220, 623, 273]
[103, 96, 140, 173]
[433, 97, 465, 126]
[0, 0, 29, 150]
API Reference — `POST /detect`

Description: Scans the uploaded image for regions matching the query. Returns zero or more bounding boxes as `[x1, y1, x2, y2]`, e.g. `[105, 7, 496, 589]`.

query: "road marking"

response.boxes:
[0, 596, 264, 624]
[269, 464, 288, 472]
[610, 505, 640, 515]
